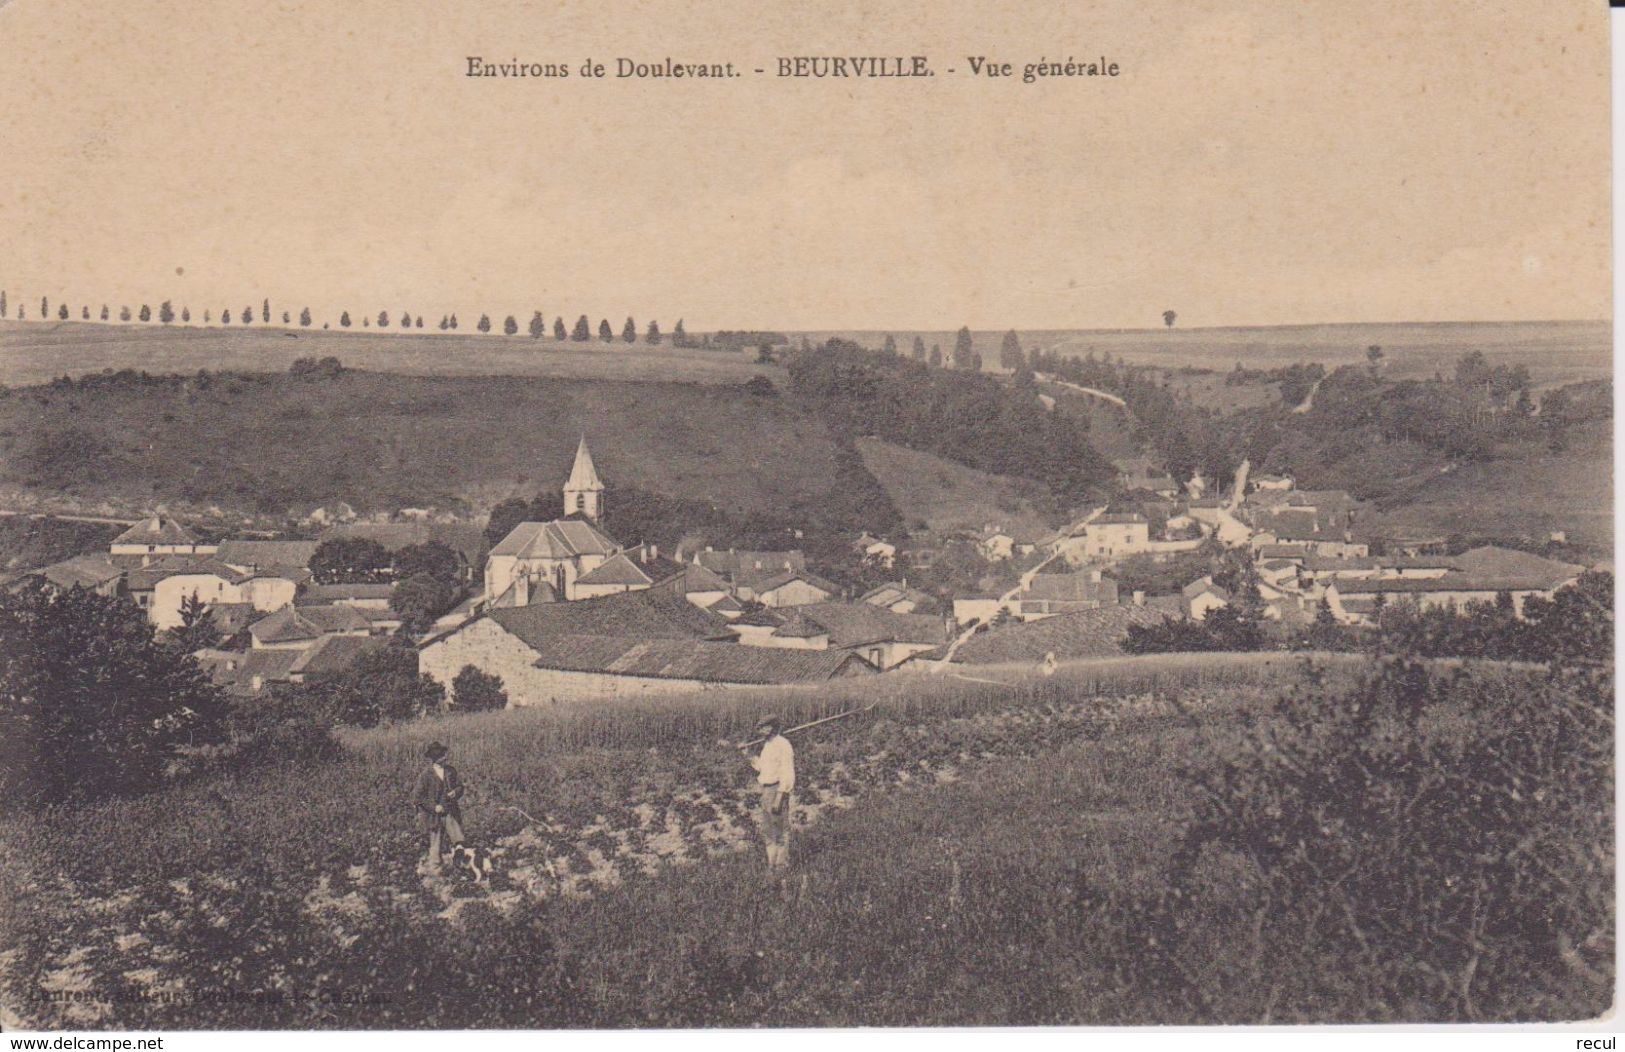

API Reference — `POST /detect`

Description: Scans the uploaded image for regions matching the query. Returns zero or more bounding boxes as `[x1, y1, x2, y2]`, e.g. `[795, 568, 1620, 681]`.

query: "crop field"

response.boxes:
[812, 320, 1611, 391]
[4, 650, 1606, 1028]
[0, 321, 772, 389]
[0, 654, 1352, 1029]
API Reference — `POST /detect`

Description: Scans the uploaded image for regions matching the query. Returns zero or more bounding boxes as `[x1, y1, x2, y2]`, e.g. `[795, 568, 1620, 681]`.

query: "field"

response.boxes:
[811, 320, 1611, 391]
[854, 437, 1056, 535]
[0, 651, 1608, 1028]
[0, 367, 867, 522]
[0, 321, 771, 389]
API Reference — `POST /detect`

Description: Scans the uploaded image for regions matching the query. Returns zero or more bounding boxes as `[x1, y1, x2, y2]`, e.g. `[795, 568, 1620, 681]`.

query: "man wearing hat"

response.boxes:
[413, 741, 466, 873]
[747, 715, 795, 869]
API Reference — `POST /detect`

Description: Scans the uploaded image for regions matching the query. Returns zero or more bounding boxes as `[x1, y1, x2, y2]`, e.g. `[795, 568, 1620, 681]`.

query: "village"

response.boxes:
[13, 429, 1588, 711]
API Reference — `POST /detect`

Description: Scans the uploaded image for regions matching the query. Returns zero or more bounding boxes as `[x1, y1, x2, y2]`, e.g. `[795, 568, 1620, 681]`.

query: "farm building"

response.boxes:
[1322, 546, 1583, 624]
[418, 587, 868, 704]
[732, 601, 951, 669]
[109, 516, 216, 563]
[215, 539, 321, 574]
[23, 554, 125, 597]
[859, 581, 934, 614]
[572, 544, 686, 600]
[248, 603, 373, 650]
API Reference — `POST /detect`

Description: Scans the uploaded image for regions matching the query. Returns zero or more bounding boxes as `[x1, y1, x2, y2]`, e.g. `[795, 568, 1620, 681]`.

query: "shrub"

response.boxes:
[450, 665, 508, 713]
[0, 583, 227, 811]
[1097, 658, 1614, 1022]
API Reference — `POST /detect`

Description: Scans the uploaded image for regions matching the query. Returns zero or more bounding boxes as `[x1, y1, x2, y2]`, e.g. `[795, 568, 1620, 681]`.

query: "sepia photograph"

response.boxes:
[0, 0, 1614, 1034]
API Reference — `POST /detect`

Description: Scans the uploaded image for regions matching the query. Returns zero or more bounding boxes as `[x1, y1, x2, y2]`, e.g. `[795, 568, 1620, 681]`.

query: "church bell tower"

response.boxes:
[563, 435, 605, 522]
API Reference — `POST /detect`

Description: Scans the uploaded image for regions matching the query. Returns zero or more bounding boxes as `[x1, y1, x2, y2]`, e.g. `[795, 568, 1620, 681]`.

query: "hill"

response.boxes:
[0, 367, 884, 531]
[854, 437, 1056, 535]
[0, 320, 769, 389]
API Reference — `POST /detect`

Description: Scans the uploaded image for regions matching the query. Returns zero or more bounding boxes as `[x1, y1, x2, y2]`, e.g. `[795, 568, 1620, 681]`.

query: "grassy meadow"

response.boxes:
[1, 651, 1607, 1028]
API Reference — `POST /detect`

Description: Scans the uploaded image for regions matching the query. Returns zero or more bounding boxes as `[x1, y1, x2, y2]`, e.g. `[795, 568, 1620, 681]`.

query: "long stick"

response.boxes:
[738, 702, 879, 749]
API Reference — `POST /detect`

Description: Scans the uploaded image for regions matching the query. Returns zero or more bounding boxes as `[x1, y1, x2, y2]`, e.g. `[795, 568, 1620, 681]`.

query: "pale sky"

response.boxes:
[0, 0, 1610, 330]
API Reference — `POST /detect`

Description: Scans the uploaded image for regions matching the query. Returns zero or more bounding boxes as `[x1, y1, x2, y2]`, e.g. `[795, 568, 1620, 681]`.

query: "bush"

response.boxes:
[1095, 658, 1614, 1022]
[450, 665, 508, 713]
[224, 694, 345, 770]
[0, 583, 227, 811]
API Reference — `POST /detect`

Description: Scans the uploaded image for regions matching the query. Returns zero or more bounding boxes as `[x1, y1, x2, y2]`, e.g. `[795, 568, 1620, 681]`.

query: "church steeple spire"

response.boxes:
[564, 435, 605, 521]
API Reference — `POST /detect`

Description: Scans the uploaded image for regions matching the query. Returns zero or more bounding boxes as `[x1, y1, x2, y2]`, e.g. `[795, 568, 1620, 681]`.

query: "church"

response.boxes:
[484, 437, 621, 605]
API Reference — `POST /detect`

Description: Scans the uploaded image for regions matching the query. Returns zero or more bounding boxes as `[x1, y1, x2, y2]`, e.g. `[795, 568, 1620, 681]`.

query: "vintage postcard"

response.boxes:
[0, 0, 1612, 1034]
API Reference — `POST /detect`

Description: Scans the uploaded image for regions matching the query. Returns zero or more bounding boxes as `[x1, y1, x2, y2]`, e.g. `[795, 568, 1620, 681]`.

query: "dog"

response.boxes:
[449, 843, 494, 884]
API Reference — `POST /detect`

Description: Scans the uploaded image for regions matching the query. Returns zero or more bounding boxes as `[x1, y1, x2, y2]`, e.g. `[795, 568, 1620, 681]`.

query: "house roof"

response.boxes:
[480, 587, 733, 650]
[112, 516, 198, 547]
[290, 633, 388, 676]
[1332, 568, 1580, 597]
[565, 436, 605, 492]
[799, 601, 950, 647]
[1452, 546, 1584, 588]
[151, 559, 253, 586]
[488, 519, 621, 560]
[296, 582, 397, 604]
[706, 594, 745, 613]
[1024, 571, 1116, 604]
[1182, 577, 1231, 600]
[530, 636, 869, 684]
[215, 539, 320, 570]
[694, 549, 807, 577]
[123, 555, 206, 591]
[1093, 513, 1148, 526]
[732, 606, 787, 628]
[748, 569, 838, 598]
[33, 554, 124, 590]
[249, 603, 371, 644]
[676, 563, 732, 594]
[202, 601, 260, 637]
[576, 552, 659, 587]
[859, 582, 933, 609]
[197, 647, 306, 693]
[1256, 544, 1312, 561]
[772, 611, 829, 639]
[920, 605, 1174, 665]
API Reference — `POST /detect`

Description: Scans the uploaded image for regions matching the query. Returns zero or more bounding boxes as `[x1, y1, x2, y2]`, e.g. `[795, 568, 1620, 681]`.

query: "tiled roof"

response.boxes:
[1452, 546, 1584, 587]
[772, 611, 828, 639]
[33, 554, 124, 590]
[1024, 571, 1116, 604]
[1256, 544, 1312, 560]
[296, 582, 397, 604]
[488, 519, 621, 560]
[1333, 569, 1580, 597]
[923, 605, 1175, 664]
[249, 603, 370, 644]
[150, 559, 253, 586]
[196, 647, 304, 694]
[747, 569, 839, 599]
[112, 517, 198, 547]
[203, 601, 260, 637]
[531, 636, 869, 684]
[215, 540, 320, 570]
[676, 563, 732, 594]
[799, 601, 950, 646]
[1093, 513, 1148, 526]
[706, 594, 745, 613]
[124, 555, 206, 591]
[291, 633, 388, 676]
[694, 549, 806, 577]
[859, 582, 933, 609]
[732, 606, 787, 628]
[483, 587, 733, 649]
[575, 552, 658, 587]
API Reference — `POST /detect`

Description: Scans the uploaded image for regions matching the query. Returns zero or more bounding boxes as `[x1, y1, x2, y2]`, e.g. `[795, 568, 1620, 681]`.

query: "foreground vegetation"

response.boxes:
[0, 646, 1609, 1027]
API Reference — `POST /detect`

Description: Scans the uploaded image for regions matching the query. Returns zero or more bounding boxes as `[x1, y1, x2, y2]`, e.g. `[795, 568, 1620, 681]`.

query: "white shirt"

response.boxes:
[752, 735, 795, 792]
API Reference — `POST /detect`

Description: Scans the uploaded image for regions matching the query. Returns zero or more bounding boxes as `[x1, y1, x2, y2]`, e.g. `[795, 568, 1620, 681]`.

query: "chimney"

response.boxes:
[1133, 591, 1145, 607]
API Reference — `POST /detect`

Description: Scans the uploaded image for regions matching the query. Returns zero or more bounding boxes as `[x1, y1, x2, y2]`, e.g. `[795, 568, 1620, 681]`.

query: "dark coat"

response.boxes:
[412, 762, 465, 832]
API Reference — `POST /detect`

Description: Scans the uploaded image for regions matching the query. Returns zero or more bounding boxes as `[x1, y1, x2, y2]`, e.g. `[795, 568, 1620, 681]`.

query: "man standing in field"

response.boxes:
[413, 741, 466, 874]
[748, 715, 795, 869]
